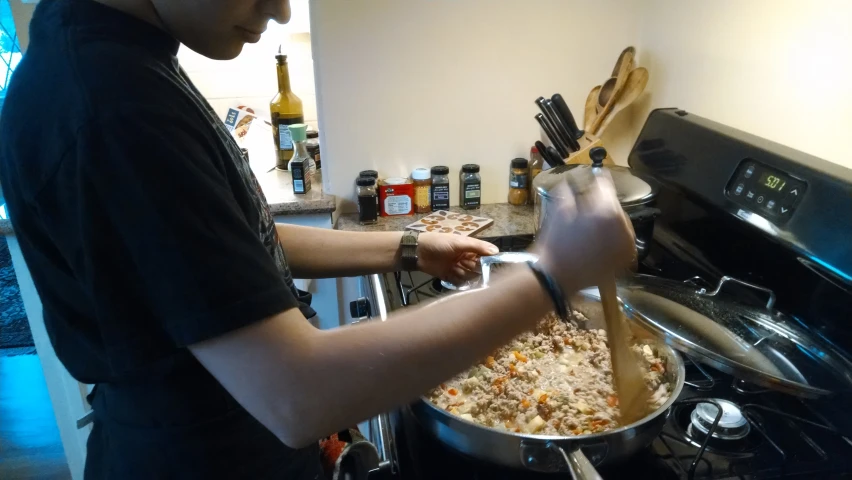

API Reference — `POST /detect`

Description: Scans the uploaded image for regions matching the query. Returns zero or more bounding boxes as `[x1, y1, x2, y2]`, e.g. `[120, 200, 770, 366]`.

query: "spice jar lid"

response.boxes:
[431, 166, 450, 175]
[411, 168, 431, 180]
[462, 164, 480, 173]
[356, 177, 376, 187]
[382, 177, 410, 185]
[511, 158, 528, 169]
[359, 170, 379, 179]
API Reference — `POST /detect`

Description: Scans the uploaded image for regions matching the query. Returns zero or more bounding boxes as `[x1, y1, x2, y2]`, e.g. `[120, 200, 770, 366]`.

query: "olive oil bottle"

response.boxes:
[270, 49, 304, 170]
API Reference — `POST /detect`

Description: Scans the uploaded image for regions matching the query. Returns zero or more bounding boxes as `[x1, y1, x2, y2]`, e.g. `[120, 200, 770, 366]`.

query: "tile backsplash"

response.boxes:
[178, 29, 318, 130]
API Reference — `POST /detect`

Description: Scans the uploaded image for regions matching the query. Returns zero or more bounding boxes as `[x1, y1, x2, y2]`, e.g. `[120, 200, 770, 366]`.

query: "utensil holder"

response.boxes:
[565, 133, 615, 166]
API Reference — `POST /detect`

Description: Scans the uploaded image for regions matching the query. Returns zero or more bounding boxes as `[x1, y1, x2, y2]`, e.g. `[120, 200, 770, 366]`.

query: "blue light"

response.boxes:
[807, 255, 852, 283]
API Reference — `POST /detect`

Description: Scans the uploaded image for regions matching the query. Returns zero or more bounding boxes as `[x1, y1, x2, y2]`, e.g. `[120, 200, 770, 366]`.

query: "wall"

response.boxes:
[636, 0, 852, 169]
[178, 0, 318, 129]
[9, 0, 35, 51]
[311, 0, 644, 209]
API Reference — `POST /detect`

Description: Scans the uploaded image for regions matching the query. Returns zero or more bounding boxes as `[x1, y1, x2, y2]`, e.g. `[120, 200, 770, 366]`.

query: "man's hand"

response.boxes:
[416, 233, 499, 285]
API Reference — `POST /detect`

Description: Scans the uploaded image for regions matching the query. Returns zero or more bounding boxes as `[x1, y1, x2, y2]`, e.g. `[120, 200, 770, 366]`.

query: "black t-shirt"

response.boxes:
[0, 1, 321, 478]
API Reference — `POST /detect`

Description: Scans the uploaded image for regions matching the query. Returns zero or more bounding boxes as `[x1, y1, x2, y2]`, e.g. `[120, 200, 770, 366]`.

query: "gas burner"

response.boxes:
[689, 399, 750, 440]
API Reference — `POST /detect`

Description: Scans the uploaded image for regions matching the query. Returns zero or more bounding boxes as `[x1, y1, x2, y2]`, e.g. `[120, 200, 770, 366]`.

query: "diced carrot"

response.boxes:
[607, 395, 619, 407]
[563, 337, 573, 345]
[447, 388, 458, 396]
[513, 351, 528, 363]
[521, 399, 531, 409]
[650, 362, 665, 373]
[538, 394, 548, 404]
[514, 428, 521, 433]
[485, 356, 495, 369]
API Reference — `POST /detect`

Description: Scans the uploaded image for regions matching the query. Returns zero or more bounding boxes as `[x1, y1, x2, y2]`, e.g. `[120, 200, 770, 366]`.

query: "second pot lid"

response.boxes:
[533, 155, 658, 207]
[612, 275, 852, 398]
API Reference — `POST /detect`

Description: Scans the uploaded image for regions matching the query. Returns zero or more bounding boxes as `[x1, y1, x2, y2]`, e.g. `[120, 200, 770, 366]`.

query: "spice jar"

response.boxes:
[356, 177, 378, 224]
[412, 168, 432, 213]
[529, 146, 544, 190]
[459, 164, 481, 210]
[430, 166, 450, 211]
[379, 177, 414, 216]
[359, 170, 379, 180]
[508, 158, 530, 206]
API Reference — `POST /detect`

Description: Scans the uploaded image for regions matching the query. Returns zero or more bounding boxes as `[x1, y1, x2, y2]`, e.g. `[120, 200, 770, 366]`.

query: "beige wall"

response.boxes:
[635, 0, 852, 169]
[311, 0, 644, 209]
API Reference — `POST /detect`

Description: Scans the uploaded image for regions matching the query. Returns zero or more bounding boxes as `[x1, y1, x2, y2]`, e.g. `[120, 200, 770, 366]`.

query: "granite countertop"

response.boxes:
[0, 169, 335, 236]
[336, 203, 536, 238]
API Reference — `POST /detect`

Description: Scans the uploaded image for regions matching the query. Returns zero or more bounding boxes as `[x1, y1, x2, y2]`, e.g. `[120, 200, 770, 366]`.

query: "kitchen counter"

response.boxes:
[336, 203, 536, 238]
[0, 169, 335, 236]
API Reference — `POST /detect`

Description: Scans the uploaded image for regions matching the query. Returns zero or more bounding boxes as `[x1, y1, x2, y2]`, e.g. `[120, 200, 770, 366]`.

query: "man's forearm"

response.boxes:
[276, 224, 403, 278]
[191, 266, 557, 448]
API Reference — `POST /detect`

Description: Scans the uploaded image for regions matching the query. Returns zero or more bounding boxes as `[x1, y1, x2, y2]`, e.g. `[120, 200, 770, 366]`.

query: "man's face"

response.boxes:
[151, 0, 291, 60]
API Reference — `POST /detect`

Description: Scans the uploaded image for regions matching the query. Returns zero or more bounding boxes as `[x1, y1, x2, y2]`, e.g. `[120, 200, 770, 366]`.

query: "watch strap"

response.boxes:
[527, 261, 568, 321]
[400, 230, 419, 271]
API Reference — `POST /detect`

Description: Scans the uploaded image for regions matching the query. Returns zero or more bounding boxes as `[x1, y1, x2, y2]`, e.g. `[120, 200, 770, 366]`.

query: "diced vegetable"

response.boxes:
[607, 395, 619, 407]
[459, 413, 474, 422]
[527, 415, 546, 432]
[447, 388, 458, 396]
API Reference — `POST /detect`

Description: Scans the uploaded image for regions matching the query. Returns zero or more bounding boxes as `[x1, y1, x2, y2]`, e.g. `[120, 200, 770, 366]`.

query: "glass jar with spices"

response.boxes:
[430, 166, 450, 211]
[508, 158, 529, 206]
[529, 146, 544, 189]
[412, 167, 432, 213]
[459, 164, 482, 210]
[356, 176, 378, 225]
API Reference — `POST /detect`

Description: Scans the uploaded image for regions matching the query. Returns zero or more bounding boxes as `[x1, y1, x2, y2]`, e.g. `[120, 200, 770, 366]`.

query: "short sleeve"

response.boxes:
[78, 105, 301, 347]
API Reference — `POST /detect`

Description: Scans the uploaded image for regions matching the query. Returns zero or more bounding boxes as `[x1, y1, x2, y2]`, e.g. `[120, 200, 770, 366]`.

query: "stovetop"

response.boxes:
[361, 110, 852, 479]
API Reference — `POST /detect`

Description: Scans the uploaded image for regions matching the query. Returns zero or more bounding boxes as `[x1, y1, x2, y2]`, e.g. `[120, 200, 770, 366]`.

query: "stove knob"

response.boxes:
[350, 297, 372, 320]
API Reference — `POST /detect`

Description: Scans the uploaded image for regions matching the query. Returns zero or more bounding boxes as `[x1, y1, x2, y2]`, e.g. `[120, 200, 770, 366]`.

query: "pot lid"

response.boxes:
[611, 274, 852, 398]
[532, 147, 658, 207]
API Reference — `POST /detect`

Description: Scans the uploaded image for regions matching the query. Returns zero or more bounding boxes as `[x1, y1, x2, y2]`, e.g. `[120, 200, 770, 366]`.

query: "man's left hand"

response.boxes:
[416, 233, 499, 285]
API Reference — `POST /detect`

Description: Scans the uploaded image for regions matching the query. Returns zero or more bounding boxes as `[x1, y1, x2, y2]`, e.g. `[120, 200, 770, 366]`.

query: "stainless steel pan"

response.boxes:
[410, 254, 686, 478]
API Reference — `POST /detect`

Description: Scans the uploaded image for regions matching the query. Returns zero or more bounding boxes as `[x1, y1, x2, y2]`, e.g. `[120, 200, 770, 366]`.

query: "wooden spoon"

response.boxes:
[598, 278, 649, 425]
[597, 47, 635, 112]
[583, 85, 602, 132]
[611, 46, 636, 78]
[594, 67, 649, 136]
[590, 49, 635, 135]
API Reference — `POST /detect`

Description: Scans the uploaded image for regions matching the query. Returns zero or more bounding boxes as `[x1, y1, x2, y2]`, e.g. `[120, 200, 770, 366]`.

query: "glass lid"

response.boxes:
[612, 275, 852, 398]
[533, 163, 658, 207]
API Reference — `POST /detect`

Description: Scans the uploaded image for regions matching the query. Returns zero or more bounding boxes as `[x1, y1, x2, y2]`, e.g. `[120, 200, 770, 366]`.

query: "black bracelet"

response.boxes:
[527, 261, 569, 321]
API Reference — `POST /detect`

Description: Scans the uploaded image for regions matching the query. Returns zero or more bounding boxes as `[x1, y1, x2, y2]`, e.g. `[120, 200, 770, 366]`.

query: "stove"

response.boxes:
[355, 109, 852, 479]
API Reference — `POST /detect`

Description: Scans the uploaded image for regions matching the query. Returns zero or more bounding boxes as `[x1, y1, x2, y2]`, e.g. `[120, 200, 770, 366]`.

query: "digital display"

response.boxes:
[760, 172, 786, 192]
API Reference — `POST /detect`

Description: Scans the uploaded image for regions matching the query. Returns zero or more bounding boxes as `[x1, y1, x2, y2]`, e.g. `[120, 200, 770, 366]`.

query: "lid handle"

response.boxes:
[696, 276, 776, 310]
[589, 147, 607, 167]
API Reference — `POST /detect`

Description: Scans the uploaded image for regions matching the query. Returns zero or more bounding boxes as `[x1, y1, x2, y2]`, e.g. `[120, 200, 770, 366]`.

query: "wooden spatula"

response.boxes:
[598, 277, 649, 425]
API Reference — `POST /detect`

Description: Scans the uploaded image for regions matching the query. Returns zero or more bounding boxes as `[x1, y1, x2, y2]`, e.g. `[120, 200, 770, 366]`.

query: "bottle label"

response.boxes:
[293, 179, 304, 192]
[415, 185, 431, 208]
[463, 182, 481, 208]
[509, 172, 528, 189]
[431, 184, 450, 210]
[384, 195, 412, 215]
[278, 124, 294, 150]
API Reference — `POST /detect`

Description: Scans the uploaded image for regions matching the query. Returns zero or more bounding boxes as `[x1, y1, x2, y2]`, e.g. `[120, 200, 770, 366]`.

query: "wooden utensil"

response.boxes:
[598, 278, 649, 425]
[594, 67, 649, 136]
[590, 49, 635, 135]
[611, 46, 636, 78]
[584, 85, 602, 132]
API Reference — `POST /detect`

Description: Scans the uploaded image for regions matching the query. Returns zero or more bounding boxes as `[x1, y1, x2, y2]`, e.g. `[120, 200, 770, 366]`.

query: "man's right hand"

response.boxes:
[533, 171, 635, 291]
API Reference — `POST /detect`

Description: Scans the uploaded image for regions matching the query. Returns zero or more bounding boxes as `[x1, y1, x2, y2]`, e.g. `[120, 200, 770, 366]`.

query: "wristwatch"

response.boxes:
[400, 230, 420, 271]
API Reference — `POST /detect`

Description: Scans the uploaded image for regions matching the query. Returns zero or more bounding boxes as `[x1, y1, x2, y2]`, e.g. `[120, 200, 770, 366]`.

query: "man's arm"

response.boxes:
[190, 266, 553, 448]
[277, 224, 496, 279]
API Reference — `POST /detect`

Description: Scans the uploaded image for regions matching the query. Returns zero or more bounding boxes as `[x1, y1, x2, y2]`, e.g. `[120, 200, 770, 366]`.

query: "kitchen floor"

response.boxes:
[0, 354, 70, 479]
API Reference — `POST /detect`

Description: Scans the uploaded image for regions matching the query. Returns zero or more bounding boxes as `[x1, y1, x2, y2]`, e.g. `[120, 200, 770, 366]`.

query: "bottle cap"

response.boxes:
[356, 177, 376, 187]
[431, 166, 450, 175]
[511, 158, 529, 169]
[288, 123, 308, 142]
[462, 164, 480, 173]
[359, 170, 379, 179]
[411, 168, 431, 180]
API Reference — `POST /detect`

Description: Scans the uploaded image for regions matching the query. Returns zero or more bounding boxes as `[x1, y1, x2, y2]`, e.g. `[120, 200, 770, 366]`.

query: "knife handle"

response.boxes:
[534, 141, 563, 169]
[545, 146, 566, 167]
[544, 99, 581, 152]
[535, 97, 577, 152]
[535, 113, 569, 158]
[551, 94, 584, 140]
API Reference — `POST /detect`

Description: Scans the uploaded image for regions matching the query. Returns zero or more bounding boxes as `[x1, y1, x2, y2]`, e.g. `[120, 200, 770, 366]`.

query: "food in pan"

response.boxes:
[429, 312, 671, 436]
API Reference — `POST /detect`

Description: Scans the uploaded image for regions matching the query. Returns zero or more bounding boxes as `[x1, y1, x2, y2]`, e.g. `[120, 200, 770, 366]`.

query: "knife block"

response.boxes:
[565, 133, 615, 166]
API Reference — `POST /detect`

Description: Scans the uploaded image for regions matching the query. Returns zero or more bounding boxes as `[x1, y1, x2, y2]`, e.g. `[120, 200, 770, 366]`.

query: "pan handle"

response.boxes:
[557, 446, 603, 480]
[480, 252, 540, 287]
[520, 440, 605, 479]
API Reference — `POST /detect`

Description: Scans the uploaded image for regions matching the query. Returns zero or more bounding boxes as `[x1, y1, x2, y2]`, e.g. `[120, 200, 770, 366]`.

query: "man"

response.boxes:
[0, 0, 634, 478]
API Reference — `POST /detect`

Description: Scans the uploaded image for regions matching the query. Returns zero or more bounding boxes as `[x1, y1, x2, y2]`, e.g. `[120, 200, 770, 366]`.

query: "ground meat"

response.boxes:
[429, 312, 671, 436]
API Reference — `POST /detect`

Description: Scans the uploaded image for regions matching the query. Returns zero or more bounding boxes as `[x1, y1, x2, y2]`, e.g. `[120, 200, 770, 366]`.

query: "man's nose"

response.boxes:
[267, 0, 292, 24]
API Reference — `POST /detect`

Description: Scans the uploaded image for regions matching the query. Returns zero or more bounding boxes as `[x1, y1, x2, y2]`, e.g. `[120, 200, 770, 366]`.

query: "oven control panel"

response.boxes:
[725, 159, 807, 223]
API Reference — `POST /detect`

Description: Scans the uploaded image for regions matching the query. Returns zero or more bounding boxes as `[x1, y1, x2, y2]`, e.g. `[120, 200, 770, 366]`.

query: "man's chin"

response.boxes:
[184, 40, 244, 61]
